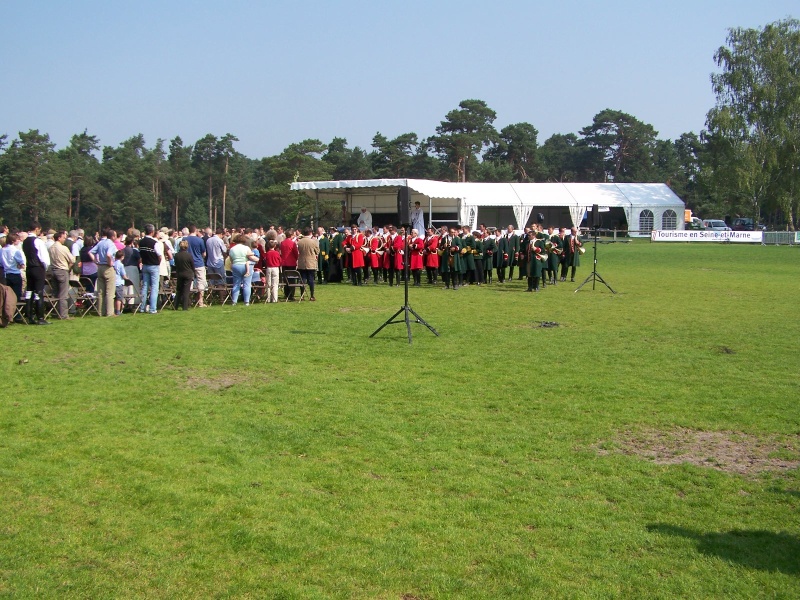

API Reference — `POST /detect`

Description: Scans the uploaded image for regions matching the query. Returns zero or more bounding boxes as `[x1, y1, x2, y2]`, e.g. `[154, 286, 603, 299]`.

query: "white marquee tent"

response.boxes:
[290, 179, 685, 236]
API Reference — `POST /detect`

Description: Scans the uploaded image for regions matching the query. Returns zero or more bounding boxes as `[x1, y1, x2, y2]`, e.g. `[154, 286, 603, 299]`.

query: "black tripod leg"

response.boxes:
[370, 306, 406, 337]
[408, 306, 440, 336]
[593, 272, 616, 294]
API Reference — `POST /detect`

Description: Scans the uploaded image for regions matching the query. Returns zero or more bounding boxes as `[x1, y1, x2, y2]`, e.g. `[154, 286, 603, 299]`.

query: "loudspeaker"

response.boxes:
[397, 187, 411, 225]
[591, 204, 600, 228]
[537, 212, 545, 224]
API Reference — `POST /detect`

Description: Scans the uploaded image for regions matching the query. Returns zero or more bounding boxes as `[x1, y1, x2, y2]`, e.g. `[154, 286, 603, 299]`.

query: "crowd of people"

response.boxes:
[0, 219, 583, 326]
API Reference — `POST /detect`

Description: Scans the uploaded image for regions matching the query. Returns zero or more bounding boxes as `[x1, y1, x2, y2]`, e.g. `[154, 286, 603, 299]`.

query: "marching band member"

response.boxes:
[517, 226, 531, 280]
[483, 229, 496, 284]
[563, 226, 583, 282]
[368, 227, 383, 284]
[558, 227, 568, 281]
[460, 226, 477, 285]
[409, 228, 424, 286]
[344, 225, 365, 286]
[393, 226, 406, 284]
[547, 226, 562, 286]
[473, 230, 485, 286]
[328, 227, 344, 283]
[505, 225, 520, 280]
[423, 226, 439, 285]
[448, 226, 464, 289]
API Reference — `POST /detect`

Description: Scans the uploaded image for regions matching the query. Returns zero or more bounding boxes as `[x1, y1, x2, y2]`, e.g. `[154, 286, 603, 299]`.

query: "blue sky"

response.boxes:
[2, 0, 796, 158]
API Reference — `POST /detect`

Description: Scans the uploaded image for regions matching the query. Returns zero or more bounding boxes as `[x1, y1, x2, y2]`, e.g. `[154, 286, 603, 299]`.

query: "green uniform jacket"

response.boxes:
[528, 239, 546, 277]
[318, 236, 330, 271]
[449, 236, 464, 273]
[548, 234, 562, 271]
[483, 237, 496, 268]
[507, 234, 520, 265]
[563, 234, 581, 267]
[495, 236, 509, 268]
[461, 234, 475, 270]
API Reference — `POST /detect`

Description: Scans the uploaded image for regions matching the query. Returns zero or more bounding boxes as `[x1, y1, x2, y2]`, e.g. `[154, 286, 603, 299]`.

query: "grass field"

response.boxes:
[1, 241, 799, 598]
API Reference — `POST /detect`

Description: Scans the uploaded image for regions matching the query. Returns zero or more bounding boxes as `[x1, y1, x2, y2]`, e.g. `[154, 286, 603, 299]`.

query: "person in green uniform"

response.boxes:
[547, 227, 562, 286]
[505, 225, 520, 280]
[517, 226, 530, 280]
[460, 226, 476, 285]
[563, 226, 582, 282]
[495, 231, 509, 283]
[535, 229, 549, 288]
[450, 226, 465, 289]
[472, 230, 485, 285]
[328, 227, 344, 283]
[483, 230, 496, 283]
[316, 226, 330, 284]
[526, 230, 546, 292]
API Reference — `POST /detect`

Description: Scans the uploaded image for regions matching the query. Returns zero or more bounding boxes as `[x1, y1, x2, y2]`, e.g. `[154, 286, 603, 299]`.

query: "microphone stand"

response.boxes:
[575, 227, 616, 293]
[371, 227, 439, 344]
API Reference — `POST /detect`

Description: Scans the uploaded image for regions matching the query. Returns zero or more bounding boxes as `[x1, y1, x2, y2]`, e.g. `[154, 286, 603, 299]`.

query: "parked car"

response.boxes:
[731, 217, 765, 231]
[686, 217, 705, 230]
[702, 219, 732, 231]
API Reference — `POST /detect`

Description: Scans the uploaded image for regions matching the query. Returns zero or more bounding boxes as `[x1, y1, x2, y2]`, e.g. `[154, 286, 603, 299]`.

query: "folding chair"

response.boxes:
[282, 269, 306, 302]
[42, 278, 59, 320]
[122, 278, 140, 314]
[250, 269, 267, 304]
[206, 273, 231, 306]
[158, 277, 176, 311]
[71, 278, 98, 317]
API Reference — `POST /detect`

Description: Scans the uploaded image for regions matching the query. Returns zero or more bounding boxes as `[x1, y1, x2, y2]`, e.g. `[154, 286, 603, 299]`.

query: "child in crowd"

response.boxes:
[265, 239, 281, 303]
[113, 250, 126, 316]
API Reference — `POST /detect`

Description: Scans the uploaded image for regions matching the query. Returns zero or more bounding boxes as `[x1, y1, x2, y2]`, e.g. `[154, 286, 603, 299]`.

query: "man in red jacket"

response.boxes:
[280, 228, 299, 300]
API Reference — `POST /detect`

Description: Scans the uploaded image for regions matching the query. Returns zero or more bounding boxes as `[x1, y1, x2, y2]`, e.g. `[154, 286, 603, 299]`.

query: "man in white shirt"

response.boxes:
[357, 207, 372, 231]
[410, 201, 425, 233]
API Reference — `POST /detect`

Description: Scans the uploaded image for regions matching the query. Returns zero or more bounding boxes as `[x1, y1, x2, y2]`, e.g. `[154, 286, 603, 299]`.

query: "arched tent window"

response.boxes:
[662, 209, 677, 230]
[639, 209, 654, 233]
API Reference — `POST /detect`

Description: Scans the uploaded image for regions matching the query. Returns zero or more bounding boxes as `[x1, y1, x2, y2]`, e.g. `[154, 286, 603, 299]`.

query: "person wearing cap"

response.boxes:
[357, 207, 372, 231]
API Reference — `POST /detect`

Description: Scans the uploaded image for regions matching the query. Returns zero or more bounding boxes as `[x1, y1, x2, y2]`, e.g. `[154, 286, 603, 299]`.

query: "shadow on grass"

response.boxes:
[648, 524, 800, 575]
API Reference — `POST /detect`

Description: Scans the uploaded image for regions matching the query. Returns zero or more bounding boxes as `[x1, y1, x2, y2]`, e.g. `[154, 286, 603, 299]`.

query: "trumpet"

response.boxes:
[578, 246, 586, 254]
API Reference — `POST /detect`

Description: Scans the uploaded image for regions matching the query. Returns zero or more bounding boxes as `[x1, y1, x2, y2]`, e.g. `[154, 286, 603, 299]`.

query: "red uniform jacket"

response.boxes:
[280, 238, 298, 268]
[409, 236, 424, 270]
[345, 233, 365, 268]
[392, 234, 405, 270]
[424, 234, 439, 268]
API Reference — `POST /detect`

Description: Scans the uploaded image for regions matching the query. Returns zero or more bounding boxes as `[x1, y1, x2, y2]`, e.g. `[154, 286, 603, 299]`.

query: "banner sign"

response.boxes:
[651, 230, 763, 243]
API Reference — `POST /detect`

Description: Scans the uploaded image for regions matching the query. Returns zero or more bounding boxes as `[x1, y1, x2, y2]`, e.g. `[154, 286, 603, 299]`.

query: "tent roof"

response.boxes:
[290, 179, 684, 209]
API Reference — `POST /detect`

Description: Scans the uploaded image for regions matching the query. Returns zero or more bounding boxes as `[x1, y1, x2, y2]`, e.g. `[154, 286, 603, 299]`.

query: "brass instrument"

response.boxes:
[579, 246, 586, 255]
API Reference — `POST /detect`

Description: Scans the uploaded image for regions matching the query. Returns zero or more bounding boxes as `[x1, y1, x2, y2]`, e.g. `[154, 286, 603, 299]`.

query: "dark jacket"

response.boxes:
[173, 250, 195, 279]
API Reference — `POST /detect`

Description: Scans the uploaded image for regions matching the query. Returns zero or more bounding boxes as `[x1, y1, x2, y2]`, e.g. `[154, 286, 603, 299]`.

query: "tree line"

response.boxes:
[1, 18, 797, 231]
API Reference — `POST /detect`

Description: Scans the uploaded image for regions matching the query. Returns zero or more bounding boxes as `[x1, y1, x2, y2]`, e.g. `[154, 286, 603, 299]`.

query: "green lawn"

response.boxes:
[1, 241, 798, 598]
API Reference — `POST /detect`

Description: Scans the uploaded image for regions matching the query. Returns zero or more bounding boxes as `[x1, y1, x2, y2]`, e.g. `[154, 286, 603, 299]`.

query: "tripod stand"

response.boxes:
[575, 227, 616, 294]
[371, 228, 439, 344]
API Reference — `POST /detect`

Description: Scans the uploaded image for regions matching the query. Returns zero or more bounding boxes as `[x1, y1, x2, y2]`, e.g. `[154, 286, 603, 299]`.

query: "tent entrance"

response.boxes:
[524, 206, 576, 229]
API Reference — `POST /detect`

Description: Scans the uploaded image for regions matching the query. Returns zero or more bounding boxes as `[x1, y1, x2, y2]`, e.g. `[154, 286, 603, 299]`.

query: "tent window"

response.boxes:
[639, 209, 654, 233]
[662, 209, 677, 230]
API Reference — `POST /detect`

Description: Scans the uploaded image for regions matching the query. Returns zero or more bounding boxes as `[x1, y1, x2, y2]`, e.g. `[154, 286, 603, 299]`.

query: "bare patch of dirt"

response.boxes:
[596, 428, 800, 476]
[185, 372, 248, 391]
